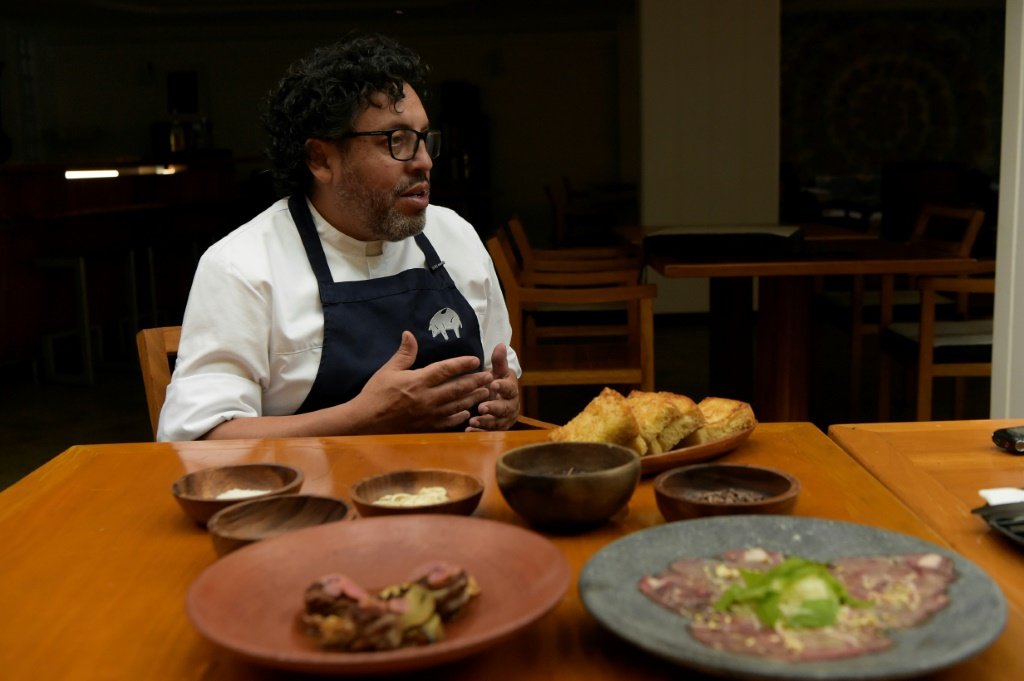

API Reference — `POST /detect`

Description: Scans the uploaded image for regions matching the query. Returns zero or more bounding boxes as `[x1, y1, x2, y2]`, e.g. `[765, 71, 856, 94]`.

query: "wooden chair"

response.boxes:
[878, 274, 994, 421]
[486, 227, 657, 418]
[818, 204, 986, 412]
[503, 216, 644, 346]
[504, 215, 642, 280]
[495, 222, 645, 347]
[543, 177, 637, 247]
[136, 325, 181, 438]
[136, 325, 556, 437]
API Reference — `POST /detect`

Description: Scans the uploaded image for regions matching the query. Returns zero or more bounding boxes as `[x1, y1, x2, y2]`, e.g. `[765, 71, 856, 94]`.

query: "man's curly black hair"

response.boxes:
[260, 33, 431, 198]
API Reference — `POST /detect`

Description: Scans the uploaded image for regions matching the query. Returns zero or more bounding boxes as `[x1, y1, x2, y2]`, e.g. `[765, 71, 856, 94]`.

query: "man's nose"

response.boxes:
[407, 139, 433, 172]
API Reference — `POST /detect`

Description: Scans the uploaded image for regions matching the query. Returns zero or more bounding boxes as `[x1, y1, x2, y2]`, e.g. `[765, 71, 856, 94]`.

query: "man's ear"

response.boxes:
[305, 138, 336, 184]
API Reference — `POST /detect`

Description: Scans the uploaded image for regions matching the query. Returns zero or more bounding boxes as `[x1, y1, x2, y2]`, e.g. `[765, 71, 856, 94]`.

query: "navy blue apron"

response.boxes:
[288, 195, 485, 415]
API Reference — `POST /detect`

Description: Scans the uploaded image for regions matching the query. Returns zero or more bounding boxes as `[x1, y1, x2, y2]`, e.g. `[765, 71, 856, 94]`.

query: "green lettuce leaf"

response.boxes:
[713, 556, 872, 629]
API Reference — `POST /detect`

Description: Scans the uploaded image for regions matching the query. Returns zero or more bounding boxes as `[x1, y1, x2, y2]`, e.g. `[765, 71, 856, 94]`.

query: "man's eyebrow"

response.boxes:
[377, 119, 432, 132]
[378, 105, 430, 131]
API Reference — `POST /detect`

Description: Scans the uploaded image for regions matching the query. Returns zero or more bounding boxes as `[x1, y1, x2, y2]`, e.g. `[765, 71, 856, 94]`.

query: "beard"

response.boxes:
[335, 165, 428, 242]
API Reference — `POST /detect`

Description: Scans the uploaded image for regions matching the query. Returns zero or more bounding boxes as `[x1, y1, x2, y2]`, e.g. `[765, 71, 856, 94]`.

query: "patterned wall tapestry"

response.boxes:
[781, 8, 1005, 192]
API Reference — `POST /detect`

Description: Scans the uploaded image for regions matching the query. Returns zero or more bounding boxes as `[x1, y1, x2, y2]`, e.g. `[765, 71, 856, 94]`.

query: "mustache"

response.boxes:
[394, 175, 429, 196]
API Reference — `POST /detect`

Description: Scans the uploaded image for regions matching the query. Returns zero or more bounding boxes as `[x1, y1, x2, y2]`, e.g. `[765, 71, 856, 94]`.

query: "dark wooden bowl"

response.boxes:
[349, 469, 484, 517]
[496, 441, 640, 530]
[654, 463, 800, 522]
[170, 463, 304, 526]
[206, 494, 353, 557]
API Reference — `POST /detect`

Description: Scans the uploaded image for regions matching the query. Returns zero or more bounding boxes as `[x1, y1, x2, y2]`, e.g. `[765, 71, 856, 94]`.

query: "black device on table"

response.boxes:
[992, 425, 1024, 454]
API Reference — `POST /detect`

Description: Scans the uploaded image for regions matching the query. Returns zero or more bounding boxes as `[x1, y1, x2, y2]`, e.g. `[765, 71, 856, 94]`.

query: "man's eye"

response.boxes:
[390, 130, 414, 150]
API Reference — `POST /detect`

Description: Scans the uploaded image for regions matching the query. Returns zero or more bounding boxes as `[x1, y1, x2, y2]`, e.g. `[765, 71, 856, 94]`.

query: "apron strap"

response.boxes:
[414, 232, 445, 272]
[289, 194, 334, 284]
[290, 194, 444, 285]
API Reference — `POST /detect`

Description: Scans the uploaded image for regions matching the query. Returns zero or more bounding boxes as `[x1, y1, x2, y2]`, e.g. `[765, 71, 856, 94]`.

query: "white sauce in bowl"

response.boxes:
[374, 486, 450, 508]
[215, 488, 269, 500]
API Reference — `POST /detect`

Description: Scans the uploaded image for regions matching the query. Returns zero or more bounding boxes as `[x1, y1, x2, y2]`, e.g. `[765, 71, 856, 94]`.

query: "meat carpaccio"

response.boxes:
[638, 548, 956, 662]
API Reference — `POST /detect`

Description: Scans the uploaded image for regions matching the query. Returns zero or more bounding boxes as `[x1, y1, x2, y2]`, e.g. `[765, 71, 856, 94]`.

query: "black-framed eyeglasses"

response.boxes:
[340, 128, 442, 161]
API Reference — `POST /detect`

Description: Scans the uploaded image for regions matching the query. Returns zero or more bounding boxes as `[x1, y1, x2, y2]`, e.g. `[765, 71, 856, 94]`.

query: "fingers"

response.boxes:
[367, 342, 507, 432]
[436, 386, 491, 420]
[484, 370, 520, 404]
[490, 343, 509, 376]
[383, 331, 419, 371]
[418, 354, 484, 387]
[470, 373, 520, 431]
[465, 417, 497, 432]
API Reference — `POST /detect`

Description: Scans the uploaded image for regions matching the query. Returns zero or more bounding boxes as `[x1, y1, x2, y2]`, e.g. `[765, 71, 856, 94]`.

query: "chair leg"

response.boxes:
[849, 276, 866, 414]
[915, 367, 933, 421]
[953, 377, 968, 419]
[522, 386, 540, 420]
[38, 255, 96, 385]
[849, 326, 864, 416]
[145, 246, 160, 326]
[639, 299, 655, 391]
[877, 344, 892, 421]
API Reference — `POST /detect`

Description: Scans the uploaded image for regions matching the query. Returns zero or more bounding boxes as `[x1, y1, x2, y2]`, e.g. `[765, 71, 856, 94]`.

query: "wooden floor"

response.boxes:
[0, 313, 990, 491]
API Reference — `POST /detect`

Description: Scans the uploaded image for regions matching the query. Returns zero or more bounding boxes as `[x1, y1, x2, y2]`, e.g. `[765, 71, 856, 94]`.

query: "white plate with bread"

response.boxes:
[549, 388, 757, 476]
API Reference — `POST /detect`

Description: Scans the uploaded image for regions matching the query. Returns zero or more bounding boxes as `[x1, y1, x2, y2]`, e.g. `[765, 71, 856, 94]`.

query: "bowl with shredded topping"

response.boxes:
[171, 463, 304, 526]
[654, 463, 800, 522]
[350, 469, 484, 518]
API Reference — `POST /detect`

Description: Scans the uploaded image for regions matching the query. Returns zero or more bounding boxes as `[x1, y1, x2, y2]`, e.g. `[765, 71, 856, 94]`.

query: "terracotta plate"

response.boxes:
[187, 515, 570, 675]
[579, 516, 1007, 680]
[640, 425, 755, 475]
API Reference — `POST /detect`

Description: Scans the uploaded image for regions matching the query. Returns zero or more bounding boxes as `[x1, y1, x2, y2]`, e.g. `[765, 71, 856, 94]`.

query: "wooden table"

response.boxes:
[829, 419, 1024, 612]
[645, 234, 984, 421]
[2, 425, 1022, 680]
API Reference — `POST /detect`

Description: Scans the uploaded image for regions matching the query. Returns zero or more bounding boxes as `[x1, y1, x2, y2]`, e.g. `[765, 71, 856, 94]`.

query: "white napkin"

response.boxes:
[979, 487, 1024, 505]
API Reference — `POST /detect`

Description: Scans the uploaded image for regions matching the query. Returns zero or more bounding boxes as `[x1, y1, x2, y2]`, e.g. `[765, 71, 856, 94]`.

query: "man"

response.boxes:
[158, 34, 521, 441]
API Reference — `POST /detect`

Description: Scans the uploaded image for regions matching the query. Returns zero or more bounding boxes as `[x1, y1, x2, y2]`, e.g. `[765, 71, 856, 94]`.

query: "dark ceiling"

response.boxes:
[1, 0, 636, 30]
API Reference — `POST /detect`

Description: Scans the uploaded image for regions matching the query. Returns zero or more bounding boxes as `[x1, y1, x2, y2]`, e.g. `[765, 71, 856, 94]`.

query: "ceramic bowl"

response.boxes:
[205, 494, 353, 556]
[171, 463, 304, 526]
[495, 441, 641, 530]
[654, 463, 800, 522]
[349, 469, 484, 517]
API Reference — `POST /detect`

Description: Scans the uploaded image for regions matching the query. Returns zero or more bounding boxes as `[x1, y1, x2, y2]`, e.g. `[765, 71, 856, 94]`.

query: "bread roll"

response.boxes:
[661, 392, 706, 445]
[681, 397, 757, 446]
[550, 387, 647, 455]
[626, 391, 704, 455]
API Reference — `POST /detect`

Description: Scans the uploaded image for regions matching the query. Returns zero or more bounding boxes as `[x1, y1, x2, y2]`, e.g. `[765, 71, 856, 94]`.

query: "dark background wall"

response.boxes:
[0, 0, 639, 236]
[780, 3, 1004, 249]
[0, 0, 1007, 373]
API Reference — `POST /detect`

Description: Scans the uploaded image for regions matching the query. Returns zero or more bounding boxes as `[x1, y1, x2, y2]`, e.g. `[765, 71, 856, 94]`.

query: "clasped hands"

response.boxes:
[359, 331, 520, 432]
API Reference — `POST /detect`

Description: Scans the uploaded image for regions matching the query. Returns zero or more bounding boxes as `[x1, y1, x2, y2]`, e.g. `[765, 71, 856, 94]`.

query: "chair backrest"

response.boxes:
[484, 230, 657, 412]
[916, 275, 994, 420]
[505, 215, 641, 272]
[486, 231, 528, 347]
[136, 326, 181, 439]
[505, 215, 539, 272]
[486, 228, 648, 347]
[543, 179, 616, 246]
[909, 204, 986, 257]
[880, 274, 994, 421]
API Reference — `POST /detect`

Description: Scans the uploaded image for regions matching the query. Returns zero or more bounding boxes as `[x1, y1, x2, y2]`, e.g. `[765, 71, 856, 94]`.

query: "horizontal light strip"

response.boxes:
[64, 164, 187, 180]
[65, 169, 120, 180]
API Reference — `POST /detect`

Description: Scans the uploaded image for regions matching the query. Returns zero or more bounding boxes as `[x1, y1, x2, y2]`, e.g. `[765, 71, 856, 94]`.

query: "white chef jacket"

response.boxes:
[158, 198, 520, 441]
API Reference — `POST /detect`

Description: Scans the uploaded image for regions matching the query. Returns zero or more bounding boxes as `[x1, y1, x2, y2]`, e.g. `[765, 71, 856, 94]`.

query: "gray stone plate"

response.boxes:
[579, 516, 1007, 680]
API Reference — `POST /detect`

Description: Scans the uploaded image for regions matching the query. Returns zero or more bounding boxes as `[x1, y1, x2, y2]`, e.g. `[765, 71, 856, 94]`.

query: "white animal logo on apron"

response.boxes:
[428, 307, 462, 340]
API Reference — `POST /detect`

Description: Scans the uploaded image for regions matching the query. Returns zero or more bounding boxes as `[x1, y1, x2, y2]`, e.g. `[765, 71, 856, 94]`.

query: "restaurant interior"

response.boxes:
[0, 0, 1009, 489]
[5, 3, 1024, 680]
